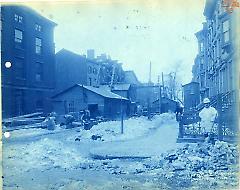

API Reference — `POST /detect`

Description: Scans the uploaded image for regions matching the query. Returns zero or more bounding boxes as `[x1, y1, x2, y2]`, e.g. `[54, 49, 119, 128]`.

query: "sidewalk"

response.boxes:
[90, 120, 183, 159]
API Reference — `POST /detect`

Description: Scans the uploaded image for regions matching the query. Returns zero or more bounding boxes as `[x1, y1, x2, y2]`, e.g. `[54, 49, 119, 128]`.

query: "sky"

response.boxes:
[21, 0, 206, 84]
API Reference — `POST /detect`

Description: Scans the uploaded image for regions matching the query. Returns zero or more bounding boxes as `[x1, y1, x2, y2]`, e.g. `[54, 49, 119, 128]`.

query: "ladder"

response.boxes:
[96, 65, 101, 85]
[110, 65, 116, 87]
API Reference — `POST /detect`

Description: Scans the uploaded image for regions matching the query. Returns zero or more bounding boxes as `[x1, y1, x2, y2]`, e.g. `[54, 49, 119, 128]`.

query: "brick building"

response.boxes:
[1, 5, 56, 118]
[55, 49, 125, 93]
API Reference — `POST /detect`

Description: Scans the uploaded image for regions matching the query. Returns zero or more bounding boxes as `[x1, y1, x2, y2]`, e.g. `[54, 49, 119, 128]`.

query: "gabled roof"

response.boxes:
[56, 48, 86, 59]
[83, 85, 128, 100]
[112, 84, 131, 91]
[52, 84, 128, 100]
[5, 5, 57, 26]
[99, 84, 131, 91]
[182, 82, 199, 87]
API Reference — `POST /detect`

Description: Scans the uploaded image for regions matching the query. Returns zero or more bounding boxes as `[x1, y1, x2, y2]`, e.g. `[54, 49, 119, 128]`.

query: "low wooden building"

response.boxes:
[52, 84, 129, 119]
[152, 97, 177, 113]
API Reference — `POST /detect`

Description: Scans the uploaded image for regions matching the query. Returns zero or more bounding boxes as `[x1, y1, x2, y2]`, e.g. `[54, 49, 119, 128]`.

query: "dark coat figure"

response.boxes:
[81, 110, 91, 130]
[175, 103, 183, 121]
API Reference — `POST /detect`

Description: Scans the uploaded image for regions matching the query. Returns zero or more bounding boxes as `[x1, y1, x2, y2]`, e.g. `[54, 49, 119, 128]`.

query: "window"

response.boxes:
[36, 62, 43, 81]
[88, 66, 92, 74]
[223, 20, 230, 43]
[68, 101, 75, 112]
[14, 14, 23, 23]
[200, 42, 204, 52]
[14, 29, 23, 48]
[89, 77, 92, 86]
[35, 38, 42, 54]
[200, 75, 204, 88]
[15, 59, 25, 78]
[35, 24, 42, 32]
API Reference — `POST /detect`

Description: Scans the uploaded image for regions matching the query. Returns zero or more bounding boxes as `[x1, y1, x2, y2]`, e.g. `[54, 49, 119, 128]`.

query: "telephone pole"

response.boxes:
[148, 61, 152, 84]
[158, 75, 162, 114]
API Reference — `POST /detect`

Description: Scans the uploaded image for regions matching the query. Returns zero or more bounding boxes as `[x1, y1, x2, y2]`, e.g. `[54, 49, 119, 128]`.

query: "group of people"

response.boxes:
[176, 97, 218, 143]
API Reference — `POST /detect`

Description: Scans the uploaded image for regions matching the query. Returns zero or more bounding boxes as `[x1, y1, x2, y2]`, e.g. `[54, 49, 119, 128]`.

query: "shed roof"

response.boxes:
[152, 97, 177, 104]
[99, 84, 131, 91]
[112, 84, 131, 91]
[83, 85, 128, 100]
[52, 84, 128, 100]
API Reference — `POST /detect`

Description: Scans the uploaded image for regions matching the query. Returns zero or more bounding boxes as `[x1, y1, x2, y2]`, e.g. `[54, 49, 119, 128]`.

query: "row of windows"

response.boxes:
[14, 13, 42, 32]
[14, 14, 23, 23]
[14, 28, 42, 54]
[200, 19, 230, 53]
[88, 66, 98, 74]
[11, 58, 43, 82]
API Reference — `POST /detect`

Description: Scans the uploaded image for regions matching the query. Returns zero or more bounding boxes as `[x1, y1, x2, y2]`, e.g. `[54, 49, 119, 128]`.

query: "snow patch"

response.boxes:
[70, 113, 176, 142]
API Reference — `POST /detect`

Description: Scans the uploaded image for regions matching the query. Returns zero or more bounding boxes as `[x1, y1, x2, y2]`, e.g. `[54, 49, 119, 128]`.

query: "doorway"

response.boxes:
[88, 104, 99, 118]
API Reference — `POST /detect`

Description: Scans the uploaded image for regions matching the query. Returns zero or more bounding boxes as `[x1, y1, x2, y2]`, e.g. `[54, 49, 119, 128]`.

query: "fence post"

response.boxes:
[217, 94, 223, 141]
[178, 120, 184, 138]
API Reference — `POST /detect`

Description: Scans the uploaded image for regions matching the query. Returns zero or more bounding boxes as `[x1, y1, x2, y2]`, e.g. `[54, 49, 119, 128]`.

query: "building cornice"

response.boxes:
[204, 0, 218, 19]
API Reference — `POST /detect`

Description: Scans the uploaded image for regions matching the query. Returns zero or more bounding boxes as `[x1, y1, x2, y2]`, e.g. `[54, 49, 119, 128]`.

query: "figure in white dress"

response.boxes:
[199, 98, 218, 137]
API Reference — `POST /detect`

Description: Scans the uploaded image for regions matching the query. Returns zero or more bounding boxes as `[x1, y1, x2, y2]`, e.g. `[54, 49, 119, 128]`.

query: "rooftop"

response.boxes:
[52, 84, 128, 100]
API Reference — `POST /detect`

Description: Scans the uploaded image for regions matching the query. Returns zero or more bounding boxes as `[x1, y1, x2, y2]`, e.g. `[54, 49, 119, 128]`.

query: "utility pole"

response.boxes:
[161, 72, 164, 97]
[120, 96, 124, 134]
[147, 61, 152, 119]
[149, 61, 152, 84]
[158, 75, 162, 114]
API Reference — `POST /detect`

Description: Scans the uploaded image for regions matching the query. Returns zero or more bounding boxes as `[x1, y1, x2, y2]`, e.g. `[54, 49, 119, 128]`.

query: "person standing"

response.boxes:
[175, 102, 184, 121]
[81, 110, 91, 130]
[199, 98, 218, 142]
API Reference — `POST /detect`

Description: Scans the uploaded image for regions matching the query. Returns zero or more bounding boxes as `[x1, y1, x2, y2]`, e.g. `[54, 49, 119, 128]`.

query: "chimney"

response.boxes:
[87, 49, 95, 59]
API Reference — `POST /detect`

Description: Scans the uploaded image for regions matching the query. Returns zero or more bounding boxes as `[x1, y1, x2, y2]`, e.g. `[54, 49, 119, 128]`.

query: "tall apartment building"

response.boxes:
[1, 5, 56, 118]
[192, 0, 239, 103]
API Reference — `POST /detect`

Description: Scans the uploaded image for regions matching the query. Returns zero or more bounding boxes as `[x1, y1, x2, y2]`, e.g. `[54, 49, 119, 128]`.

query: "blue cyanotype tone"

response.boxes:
[1, 0, 239, 189]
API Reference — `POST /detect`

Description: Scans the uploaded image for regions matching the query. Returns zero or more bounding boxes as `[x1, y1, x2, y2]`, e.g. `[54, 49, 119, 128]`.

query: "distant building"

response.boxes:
[99, 83, 137, 116]
[55, 49, 125, 92]
[55, 49, 88, 92]
[135, 85, 160, 109]
[52, 84, 129, 119]
[182, 82, 200, 111]
[152, 97, 177, 113]
[1, 5, 56, 118]
[124, 70, 141, 85]
[87, 49, 95, 60]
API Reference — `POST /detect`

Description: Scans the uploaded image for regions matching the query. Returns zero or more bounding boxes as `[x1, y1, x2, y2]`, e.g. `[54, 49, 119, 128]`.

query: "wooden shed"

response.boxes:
[52, 84, 129, 119]
[152, 97, 177, 113]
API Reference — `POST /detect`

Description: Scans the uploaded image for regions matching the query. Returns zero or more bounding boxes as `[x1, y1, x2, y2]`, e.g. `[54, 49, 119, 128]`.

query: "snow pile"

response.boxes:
[6, 125, 63, 140]
[5, 138, 88, 173]
[71, 113, 176, 142]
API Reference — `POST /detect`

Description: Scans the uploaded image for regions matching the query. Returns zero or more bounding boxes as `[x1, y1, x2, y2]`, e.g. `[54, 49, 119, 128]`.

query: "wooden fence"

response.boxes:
[178, 91, 238, 142]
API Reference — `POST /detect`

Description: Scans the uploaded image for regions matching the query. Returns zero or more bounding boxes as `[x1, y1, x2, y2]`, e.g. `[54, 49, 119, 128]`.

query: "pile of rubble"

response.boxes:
[142, 141, 239, 189]
[94, 141, 239, 189]
[160, 141, 238, 172]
